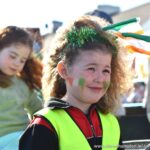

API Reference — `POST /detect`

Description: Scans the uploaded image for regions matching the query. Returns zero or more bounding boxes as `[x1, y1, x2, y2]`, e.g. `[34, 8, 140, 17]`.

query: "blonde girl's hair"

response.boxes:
[0, 26, 43, 90]
[42, 15, 131, 113]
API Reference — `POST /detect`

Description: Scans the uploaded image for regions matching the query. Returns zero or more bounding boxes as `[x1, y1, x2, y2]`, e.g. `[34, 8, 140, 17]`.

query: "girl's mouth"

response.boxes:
[88, 87, 102, 93]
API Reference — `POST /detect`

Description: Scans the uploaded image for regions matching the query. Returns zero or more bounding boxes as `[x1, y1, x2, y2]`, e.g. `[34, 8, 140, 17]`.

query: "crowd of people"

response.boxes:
[0, 10, 149, 150]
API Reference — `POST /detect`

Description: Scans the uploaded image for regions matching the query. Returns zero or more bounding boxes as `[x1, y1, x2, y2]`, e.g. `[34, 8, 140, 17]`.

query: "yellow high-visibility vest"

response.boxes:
[35, 108, 120, 150]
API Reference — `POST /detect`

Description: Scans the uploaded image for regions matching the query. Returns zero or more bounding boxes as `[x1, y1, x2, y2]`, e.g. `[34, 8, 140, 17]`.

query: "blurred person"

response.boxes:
[0, 26, 43, 150]
[146, 77, 150, 123]
[126, 80, 146, 103]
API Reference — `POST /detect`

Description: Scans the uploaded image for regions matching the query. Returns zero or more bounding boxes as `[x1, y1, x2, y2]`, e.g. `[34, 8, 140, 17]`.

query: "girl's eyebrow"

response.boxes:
[10, 51, 18, 55]
[104, 65, 111, 69]
[85, 63, 98, 66]
[10, 51, 28, 60]
[85, 63, 111, 68]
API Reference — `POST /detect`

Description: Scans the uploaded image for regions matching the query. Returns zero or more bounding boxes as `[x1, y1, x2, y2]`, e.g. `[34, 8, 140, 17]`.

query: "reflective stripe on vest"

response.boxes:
[35, 108, 120, 150]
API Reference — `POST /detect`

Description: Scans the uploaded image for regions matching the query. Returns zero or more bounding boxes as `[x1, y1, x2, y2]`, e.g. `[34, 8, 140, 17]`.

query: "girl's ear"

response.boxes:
[57, 61, 68, 79]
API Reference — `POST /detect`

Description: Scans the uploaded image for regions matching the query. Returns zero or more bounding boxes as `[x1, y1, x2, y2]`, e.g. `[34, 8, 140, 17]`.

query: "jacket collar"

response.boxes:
[44, 97, 97, 114]
[44, 97, 70, 109]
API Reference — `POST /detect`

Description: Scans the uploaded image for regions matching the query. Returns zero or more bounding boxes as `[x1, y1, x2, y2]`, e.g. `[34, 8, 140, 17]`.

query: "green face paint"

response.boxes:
[78, 78, 85, 89]
[103, 81, 110, 90]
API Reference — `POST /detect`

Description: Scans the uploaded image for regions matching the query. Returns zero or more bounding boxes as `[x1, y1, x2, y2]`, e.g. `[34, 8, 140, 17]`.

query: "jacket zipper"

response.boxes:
[87, 114, 96, 138]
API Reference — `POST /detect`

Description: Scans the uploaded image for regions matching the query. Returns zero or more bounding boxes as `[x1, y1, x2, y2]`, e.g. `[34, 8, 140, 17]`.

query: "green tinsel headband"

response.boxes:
[66, 26, 118, 55]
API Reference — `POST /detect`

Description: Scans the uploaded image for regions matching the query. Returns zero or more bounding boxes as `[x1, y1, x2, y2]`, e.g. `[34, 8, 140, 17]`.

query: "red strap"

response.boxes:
[31, 116, 53, 130]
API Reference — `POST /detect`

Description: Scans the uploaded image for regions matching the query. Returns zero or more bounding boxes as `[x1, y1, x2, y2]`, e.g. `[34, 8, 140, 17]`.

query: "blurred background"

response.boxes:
[0, 0, 149, 35]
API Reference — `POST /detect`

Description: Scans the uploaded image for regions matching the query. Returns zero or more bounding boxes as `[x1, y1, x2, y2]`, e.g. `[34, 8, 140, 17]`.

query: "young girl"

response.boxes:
[0, 26, 43, 149]
[19, 16, 129, 150]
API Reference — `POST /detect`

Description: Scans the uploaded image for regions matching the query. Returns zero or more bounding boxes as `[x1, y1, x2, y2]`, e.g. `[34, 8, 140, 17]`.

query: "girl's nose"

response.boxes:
[13, 59, 20, 67]
[94, 72, 105, 83]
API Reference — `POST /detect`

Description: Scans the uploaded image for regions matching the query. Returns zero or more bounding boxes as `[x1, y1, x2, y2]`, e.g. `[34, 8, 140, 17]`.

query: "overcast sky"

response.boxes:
[0, 0, 149, 32]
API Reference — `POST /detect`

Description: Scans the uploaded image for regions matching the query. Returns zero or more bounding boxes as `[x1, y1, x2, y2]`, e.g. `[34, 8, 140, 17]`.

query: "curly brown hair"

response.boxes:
[42, 15, 131, 113]
[0, 26, 43, 90]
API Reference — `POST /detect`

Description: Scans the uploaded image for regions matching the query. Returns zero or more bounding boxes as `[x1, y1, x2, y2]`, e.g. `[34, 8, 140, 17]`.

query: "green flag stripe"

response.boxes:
[106, 24, 131, 31]
[122, 33, 150, 42]
[102, 17, 139, 31]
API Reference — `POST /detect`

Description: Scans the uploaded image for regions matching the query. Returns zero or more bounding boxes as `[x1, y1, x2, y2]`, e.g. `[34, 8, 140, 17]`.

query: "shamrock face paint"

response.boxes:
[78, 77, 85, 89]
[103, 81, 110, 91]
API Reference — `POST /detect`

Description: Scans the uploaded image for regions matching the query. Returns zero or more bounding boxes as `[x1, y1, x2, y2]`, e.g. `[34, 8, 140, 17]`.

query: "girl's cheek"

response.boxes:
[66, 76, 86, 89]
[83, 71, 93, 79]
[103, 81, 111, 91]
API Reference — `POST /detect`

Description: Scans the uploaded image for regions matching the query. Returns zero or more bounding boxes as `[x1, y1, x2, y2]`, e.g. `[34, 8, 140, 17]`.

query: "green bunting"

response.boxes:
[103, 81, 110, 90]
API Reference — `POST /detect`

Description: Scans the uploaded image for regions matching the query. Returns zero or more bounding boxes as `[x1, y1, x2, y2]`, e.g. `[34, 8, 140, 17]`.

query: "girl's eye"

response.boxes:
[20, 58, 27, 64]
[9, 55, 16, 59]
[20, 60, 26, 64]
[103, 69, 111, 74]
[87, 67, 96, 72]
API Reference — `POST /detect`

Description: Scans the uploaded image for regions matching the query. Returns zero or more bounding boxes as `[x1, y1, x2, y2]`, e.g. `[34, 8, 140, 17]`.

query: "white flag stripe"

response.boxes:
[118, 22, 144, 34]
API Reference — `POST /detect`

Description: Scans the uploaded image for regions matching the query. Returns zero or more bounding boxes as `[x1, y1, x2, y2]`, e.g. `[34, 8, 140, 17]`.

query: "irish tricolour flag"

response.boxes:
[103, 17, 150, 55]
